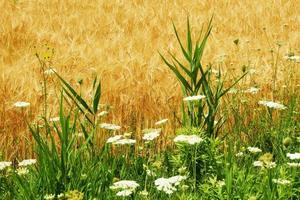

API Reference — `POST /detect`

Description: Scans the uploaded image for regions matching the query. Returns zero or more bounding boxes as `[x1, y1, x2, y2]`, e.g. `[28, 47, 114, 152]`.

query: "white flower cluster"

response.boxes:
[142, 129, 161, 141]
[287, 153, 300, 160]
[154, 175, 187, 195]
[287, 162, 300, 167]
[0, 161, 12, 170]
[272, 178, 291, 185]
[98, 111, 109, 117]
[258, 101, 287, 110]
[106, 135, 136, 145]
[247, 147, 262, 153]
[253, 161, 276, 169]
[100, 123, 121, 131]
[183, 95, 206, 102]
[174, 135, 203, 145]
[18, 159, 37, 167]
[14, 101, 30, 108]
[110, 180, 139, 197]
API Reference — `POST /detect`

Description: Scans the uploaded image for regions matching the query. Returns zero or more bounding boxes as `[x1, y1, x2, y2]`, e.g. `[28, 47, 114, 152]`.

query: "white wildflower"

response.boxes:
[100, 123, 121, 131]
[258, 101, 287, 110]
[14, 101, 30, 108]
[0, 161, 12, 171]
[183, 95, 206, 102]
[142, 129, 161, 141]
[110, 180, 139, 190]
[253, 161, 264, 167]
[287, 162, 300, 167]
[287, 153, 300, 160]
[106, 135, 123, 144]
[155, 118, 168, 126]
[265, 162, 276, 169]
[113, 139, 136, 145]
[272, 178, 291, 185]
[116, 189, 133, 197]
[18, 159, 36, 167]
[154, 175, 186, 195]
[174, 135, 203, 145]
[247, 147, 262, 153]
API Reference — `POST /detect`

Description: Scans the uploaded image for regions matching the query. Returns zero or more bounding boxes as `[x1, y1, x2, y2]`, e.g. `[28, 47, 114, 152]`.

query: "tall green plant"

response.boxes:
[160, 17, 247, 137]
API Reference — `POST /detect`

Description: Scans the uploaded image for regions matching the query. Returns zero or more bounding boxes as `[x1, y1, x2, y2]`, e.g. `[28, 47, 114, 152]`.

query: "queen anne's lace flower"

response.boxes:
[0, 161, 12, 170]
[110, 180, 139, 197]
[142, 129, 161, 141]
[174, 135, 203, 145]
[106, 135, 123, 144]
[100, 123, 121, 130]
[247, 147, 262, 153]
[14, 101, 30, 108]
[258, 101, 287, 110]
[287, 153, 300, 160]
[18, 159, 37, 167]
[113, 139, 136, 145]
[272, 178, 291, 185]
[154, 175, 186, 195]
[287, 162, 300, 167]
[243, 87, 260, 94]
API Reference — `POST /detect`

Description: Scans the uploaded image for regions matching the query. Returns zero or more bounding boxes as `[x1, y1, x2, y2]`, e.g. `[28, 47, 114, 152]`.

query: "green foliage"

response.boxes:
[160, 17, 247, 137]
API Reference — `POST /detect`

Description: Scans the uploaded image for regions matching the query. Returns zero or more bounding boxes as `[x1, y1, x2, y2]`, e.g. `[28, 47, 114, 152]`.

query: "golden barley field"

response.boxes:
[1, 0, 300, 159]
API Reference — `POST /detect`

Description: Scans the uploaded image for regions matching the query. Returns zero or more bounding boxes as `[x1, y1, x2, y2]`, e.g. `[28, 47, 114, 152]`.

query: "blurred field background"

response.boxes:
[0, 0, 299, 159]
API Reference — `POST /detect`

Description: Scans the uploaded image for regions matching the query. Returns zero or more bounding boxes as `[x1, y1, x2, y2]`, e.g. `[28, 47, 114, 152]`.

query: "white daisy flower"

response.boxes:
[174, 135, 203, 145]
[183, 95, 206, 102]
[287, 153, 300, 160]
[155, 118, 168, 126]
[14, 101, 30, 108]
[258, 101, 287, 110]
[247, 147, 262, 153]
[100, 123, 121, 131]
[18, 159, 37, 167]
